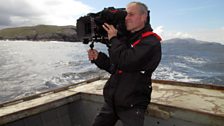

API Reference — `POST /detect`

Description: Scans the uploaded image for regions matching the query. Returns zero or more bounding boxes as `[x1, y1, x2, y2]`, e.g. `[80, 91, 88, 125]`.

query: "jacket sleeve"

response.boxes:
[108, 36, 161, 72]
[93, 52, 114, 74]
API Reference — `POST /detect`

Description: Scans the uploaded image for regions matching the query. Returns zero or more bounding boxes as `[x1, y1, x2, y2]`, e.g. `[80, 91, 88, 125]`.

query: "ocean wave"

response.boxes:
[178, 56, 207, 64]
[153, 65, 202, 83]
[0, 40, 223, 104]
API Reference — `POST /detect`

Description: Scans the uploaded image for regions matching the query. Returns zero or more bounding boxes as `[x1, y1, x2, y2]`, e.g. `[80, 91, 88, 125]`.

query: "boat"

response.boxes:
[0, 77, 223, 126]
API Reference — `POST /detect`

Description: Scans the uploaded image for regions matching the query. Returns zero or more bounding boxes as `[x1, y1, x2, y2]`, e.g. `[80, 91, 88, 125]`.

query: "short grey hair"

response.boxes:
[128, 1, 148, 14]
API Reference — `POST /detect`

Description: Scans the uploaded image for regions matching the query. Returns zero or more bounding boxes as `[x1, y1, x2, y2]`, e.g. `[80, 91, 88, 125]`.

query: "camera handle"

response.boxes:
[89, 41, 95, 63]
[90, 41, 94, 49]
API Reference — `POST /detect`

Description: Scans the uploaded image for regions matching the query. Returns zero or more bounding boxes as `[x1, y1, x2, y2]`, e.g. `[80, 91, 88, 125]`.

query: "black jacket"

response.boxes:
[94, 25, 162, 109]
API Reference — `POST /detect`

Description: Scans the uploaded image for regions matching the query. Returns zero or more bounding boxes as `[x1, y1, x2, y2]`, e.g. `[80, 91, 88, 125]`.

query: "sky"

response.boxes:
[0, 0, 224, 43]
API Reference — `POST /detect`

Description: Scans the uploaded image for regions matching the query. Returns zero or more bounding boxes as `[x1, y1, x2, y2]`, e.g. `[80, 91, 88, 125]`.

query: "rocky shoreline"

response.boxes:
[0, 25, 79, 42]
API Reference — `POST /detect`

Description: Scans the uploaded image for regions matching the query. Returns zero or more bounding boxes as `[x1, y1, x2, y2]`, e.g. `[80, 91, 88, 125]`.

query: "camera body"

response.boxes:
[76, 7, 128, 44]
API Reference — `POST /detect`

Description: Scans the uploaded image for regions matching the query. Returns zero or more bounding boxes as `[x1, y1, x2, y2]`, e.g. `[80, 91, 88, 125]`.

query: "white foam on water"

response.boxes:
[153, 65, 202, 83]
[177, 56, 207, 64]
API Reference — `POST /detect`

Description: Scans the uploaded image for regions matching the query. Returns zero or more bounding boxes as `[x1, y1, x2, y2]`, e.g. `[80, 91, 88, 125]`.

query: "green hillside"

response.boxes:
[0, 25, 78, 42]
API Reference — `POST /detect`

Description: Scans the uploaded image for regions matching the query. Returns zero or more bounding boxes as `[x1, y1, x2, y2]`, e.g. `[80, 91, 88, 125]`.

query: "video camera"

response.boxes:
[76, 7, 128, 47]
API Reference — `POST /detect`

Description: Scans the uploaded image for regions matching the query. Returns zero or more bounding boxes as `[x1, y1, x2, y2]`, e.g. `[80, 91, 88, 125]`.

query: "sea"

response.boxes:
[0, 39, 224, 103]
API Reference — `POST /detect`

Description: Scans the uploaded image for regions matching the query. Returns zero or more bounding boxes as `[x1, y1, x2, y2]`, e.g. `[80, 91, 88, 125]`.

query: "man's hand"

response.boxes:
[102, 23, 117, 40]
[88, 49, 99, 61]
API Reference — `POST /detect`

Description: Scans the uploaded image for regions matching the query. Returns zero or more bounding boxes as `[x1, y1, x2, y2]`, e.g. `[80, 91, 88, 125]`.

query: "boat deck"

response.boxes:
[0, 78, 224, 125]
[63, 79, 224, 117]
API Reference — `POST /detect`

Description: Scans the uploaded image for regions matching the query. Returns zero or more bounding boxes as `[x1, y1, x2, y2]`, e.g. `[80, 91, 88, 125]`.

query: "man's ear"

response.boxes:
[142, 13, 148, 24]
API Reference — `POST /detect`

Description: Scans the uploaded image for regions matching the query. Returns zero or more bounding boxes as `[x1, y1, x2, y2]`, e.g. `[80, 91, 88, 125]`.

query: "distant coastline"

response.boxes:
[0, 25, 79, 42]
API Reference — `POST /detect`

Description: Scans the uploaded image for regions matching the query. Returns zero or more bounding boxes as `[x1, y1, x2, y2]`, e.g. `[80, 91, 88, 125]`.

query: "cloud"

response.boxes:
[165, 31, 193, 41]
[154, 26, 164, 36]
[173, 32, 193, 38]
[191, 28, 224, 44]
[154, 26, 193, 40]
[0, 15, 11, 26]
[155, 26, 224, 44]
[0, 0, 93, 28]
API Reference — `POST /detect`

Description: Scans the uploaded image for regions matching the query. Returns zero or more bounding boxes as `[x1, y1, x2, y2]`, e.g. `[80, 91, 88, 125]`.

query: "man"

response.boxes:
[88, 1, 162, 126]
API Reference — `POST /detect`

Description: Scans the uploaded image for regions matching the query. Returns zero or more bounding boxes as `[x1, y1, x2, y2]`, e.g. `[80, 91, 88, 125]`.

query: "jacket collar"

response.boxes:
[128, 25, 153, 44]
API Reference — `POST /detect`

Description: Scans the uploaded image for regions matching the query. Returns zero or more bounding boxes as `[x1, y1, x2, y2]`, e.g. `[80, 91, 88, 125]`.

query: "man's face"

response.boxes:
[125, 4, 146, 33]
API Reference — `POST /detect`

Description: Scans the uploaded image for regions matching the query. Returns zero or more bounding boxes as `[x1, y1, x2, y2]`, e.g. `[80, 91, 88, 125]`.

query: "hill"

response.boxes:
[0, 25, 78, 42]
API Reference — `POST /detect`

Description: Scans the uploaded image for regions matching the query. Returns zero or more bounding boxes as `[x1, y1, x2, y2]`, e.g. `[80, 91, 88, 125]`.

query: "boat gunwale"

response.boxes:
[0, 92, 83, 125]
[152, 79, 224, 90]
[1, 92, 223, 126]
[1, 77, 223, 108]
[0, 76, 103, 108]
[0, 78, 223, 126]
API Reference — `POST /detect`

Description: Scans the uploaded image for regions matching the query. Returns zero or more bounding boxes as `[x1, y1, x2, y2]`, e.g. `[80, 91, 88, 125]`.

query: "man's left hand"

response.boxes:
[102, 23, 117, 40]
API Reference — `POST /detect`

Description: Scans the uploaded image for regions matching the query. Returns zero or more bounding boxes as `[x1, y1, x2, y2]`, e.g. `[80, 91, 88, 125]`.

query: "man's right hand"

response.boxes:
[87, 49, 99, 61]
